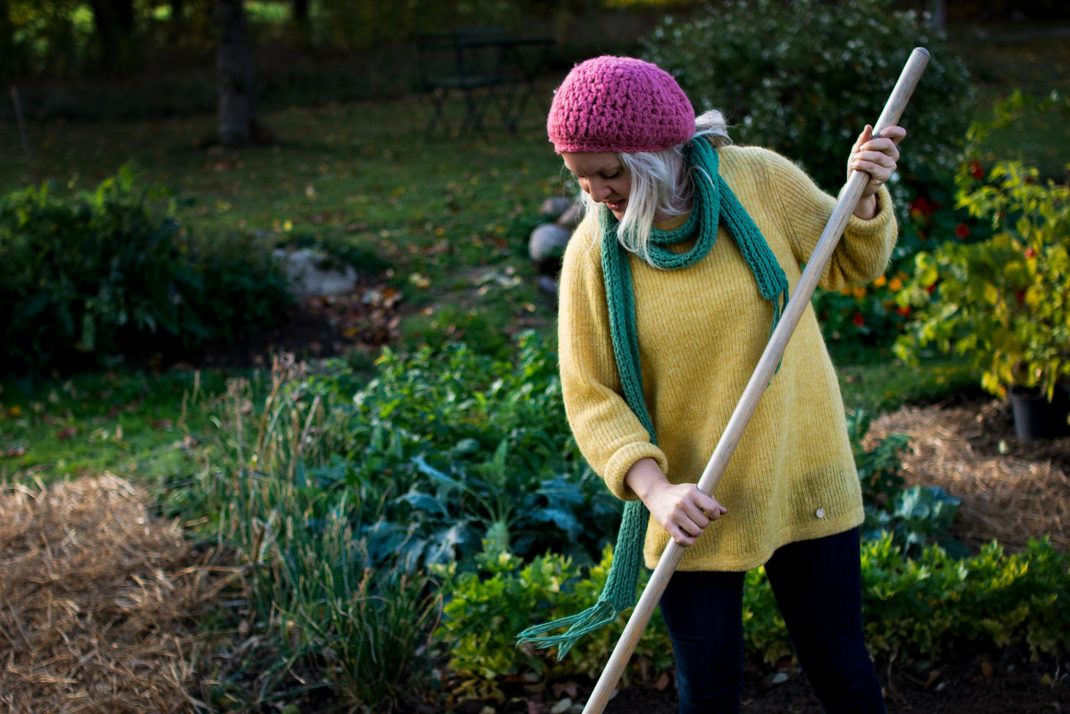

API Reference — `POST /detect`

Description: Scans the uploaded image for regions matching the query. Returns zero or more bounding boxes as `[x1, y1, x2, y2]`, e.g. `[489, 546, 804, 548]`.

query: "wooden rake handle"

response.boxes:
[581, 47, 931, 714]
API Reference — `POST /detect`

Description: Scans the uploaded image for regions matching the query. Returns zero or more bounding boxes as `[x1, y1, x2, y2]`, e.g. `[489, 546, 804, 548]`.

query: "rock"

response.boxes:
[540, 196, 572, 220]
[556, 202, 585, 229]
[536, 275, 559, 298]
[274, 248, 358, 298]
[529, 223, 572, 263]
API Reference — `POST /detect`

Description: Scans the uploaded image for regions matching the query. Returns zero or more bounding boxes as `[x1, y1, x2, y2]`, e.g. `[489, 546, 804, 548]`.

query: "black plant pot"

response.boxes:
[1009, 385, 1070, 440]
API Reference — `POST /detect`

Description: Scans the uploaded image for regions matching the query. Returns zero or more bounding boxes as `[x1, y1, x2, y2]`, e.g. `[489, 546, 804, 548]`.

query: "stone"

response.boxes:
[529, 223, 572, 263]
[274, 248, 358, 298]
[555, 202, 585, 229]
[540, 196, 573, 220]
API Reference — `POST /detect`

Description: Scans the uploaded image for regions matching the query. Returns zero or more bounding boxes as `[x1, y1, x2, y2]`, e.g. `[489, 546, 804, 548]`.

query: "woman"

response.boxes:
[527, 56, 904, 713]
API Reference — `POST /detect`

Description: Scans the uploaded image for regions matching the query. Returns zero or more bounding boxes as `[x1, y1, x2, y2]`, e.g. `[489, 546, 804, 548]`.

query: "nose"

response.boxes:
[587, 178, 612, 202]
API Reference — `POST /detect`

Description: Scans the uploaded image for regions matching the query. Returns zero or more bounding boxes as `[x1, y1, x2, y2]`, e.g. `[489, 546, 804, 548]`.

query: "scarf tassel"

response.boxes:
[515, 599, 618, 660]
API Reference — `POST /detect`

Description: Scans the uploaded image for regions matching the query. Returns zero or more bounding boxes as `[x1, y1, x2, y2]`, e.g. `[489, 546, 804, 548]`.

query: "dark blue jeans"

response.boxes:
[659, 528, 886, 714]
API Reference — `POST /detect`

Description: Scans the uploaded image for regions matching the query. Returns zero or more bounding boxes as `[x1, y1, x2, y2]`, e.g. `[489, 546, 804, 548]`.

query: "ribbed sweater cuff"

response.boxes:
[604, 443, 669, 501]
[845, 185, 894, 237]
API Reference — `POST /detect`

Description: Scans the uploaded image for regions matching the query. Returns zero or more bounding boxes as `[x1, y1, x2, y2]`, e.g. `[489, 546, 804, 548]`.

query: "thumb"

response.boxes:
[859, 124, 874, 147]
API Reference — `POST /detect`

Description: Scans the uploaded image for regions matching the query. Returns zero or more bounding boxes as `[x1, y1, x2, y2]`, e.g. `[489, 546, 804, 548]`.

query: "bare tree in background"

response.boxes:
[0, 0, 14, 76]
[88, 0, 137, 71]
[216, 0, 257, 146]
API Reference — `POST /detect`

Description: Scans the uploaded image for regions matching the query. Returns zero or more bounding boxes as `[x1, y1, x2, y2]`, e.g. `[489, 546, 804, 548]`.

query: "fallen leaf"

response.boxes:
[56, 426, 78, 441]
[981, 660, 994, 678]
[925, 669, 942, 688]
[152, 419, 173, 430]
[654, 672, 671, 691]
[3, 446, 26, 458]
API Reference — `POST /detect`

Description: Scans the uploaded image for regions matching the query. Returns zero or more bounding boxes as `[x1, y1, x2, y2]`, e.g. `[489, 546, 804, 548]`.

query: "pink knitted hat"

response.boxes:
[547, 56, 695, 154]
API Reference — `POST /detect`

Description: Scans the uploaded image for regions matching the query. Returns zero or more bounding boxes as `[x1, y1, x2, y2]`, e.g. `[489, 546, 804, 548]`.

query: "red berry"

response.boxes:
[1025, 247, 1037, 259]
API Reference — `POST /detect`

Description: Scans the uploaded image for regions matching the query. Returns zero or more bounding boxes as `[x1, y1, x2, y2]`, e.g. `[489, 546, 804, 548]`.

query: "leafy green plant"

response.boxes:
[862, 536, 1070, 664]
[894, 160, 1070, 400]
[437, 536, 1070, 698]
[435, 545, 673, 702]
[0, 165, 292, 374]
[346, 333, 620, 567]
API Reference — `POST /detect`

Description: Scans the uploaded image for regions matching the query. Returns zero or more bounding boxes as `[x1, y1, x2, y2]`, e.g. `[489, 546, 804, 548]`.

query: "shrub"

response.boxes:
[437, 537, 1070, 696]
[0, 165, 292, 374]
[894, 160, 1070, 399]
[643, 0, 975, 193]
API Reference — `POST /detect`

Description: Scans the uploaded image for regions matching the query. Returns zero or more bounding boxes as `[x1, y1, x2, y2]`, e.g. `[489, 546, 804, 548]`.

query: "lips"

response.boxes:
[605, 198, 626, 212]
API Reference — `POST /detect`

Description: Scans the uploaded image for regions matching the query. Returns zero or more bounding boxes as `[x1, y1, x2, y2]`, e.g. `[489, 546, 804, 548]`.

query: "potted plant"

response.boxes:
[894, 160, 1070, 439]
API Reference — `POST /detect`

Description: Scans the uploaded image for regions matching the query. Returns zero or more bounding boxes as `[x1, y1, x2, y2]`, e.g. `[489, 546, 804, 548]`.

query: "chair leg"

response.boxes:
[425, 88, 451, 136]
[459, 88, 490, 140]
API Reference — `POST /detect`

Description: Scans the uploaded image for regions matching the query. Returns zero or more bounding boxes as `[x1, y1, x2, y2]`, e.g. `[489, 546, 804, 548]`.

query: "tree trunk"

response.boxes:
[216, 0, 257, 146]
[169, 0, 185, 45]
[88, 0, 137, 71]
[291, 0, 311, 47]
[0, 0, 14, 77]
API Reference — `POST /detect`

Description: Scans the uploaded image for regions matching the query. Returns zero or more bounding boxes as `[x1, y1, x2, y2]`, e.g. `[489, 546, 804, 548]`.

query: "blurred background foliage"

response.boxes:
[1, 0, 1066, 121]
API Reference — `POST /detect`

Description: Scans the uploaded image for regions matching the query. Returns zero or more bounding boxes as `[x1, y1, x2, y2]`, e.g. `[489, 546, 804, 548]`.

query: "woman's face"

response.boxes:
[561, 152, 631, 220]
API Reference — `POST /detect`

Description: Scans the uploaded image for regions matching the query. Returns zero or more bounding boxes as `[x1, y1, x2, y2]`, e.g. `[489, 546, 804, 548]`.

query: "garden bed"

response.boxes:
[869, 396, 1070, 552]
[3, 395, 1067, 712]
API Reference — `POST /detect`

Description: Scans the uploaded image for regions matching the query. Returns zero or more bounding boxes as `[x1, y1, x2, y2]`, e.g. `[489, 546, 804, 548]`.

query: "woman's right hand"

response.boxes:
[625, 458, 727, 547]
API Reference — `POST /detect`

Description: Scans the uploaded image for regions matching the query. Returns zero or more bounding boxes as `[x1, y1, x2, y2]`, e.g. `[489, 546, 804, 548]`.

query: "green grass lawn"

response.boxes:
[0, 369, 236, 484]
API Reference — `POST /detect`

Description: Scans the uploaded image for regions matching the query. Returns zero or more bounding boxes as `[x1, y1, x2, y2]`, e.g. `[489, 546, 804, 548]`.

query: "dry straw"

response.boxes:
[0, 474, 233, 713]
[870, 399, 1070, 552]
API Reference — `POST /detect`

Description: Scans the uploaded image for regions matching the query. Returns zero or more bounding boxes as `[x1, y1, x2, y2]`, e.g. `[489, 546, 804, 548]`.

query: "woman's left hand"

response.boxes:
[849, 124, 906, 217]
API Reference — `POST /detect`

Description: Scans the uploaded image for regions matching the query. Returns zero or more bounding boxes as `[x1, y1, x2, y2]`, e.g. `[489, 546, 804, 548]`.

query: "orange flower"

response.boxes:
[873, 275, 887, 288]
[888, 277, 903, 291]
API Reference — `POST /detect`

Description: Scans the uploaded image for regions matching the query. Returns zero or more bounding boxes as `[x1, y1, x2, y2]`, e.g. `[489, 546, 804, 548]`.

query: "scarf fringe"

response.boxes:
[515, 599, 618, 660]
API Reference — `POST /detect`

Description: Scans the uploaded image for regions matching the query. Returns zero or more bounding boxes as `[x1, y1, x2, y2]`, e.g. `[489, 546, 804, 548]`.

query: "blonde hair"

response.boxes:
[579, 109, 731, 263]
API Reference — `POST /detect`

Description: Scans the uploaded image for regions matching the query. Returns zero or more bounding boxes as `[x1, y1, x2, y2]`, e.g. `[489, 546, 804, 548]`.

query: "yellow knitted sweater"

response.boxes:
[558, 144, 896, 571]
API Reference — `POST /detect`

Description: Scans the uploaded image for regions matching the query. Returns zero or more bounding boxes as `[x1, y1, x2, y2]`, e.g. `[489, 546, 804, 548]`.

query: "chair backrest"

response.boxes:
[416, 27, 510, 90]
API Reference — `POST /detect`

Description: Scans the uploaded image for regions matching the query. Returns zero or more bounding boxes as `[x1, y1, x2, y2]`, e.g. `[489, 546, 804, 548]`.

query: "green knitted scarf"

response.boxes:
[516, 138, 788, 659]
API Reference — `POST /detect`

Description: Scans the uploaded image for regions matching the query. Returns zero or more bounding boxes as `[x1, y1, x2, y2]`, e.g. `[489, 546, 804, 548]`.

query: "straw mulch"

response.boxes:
[0, 474, 233, 714]
[868, 397, 1070, 552]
